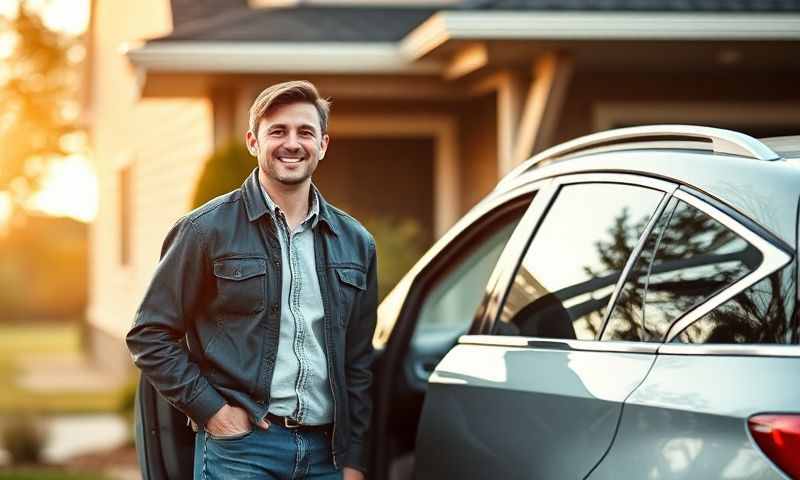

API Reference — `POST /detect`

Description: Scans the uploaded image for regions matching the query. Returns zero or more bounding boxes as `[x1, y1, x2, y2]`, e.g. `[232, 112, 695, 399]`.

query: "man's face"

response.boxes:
[247, 101, 329, 188]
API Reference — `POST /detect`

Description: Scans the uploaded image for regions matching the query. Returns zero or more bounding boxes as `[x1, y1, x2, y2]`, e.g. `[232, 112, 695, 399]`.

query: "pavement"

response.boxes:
[2, 349, 140, 478]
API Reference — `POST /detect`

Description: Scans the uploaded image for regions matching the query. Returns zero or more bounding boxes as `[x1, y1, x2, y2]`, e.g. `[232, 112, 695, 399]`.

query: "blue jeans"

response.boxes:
[194, 423, 342, 480]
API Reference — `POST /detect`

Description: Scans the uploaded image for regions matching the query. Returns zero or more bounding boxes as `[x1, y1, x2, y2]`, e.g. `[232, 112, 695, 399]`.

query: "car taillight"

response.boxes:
[748, 414, 800, 479]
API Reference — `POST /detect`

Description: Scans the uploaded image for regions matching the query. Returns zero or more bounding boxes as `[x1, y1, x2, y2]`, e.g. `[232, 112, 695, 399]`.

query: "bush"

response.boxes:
[191, 141, 253, 209]
[361, 216, 425, 299]
[1, 414, 47, 465]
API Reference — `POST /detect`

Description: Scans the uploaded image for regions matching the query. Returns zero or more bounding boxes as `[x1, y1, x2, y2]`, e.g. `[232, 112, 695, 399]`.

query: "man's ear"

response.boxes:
[245, 130, 259, 157]
[319, 133, 330, 160]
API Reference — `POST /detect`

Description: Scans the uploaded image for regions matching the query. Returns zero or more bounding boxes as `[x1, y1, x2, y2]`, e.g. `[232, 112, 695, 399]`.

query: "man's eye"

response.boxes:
[269, 130, 284, 136]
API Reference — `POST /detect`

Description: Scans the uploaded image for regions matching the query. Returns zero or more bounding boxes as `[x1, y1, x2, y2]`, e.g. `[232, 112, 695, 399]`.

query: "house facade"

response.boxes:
[87, 0, 800, 373]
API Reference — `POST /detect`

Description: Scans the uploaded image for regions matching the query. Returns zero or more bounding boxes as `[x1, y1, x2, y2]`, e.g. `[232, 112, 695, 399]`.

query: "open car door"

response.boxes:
[135, 377, 195, 479]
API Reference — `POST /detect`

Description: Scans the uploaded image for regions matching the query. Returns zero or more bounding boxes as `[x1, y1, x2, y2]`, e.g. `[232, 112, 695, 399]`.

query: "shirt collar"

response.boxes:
[260, 183, 320, 230]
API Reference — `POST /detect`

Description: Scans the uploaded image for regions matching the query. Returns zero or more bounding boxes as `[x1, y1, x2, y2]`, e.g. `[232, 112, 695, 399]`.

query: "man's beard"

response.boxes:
[267, 156, 314, 185]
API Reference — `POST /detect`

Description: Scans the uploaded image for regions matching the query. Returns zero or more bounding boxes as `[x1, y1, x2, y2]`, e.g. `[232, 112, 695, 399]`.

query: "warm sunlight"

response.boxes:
[28, 155, 98, 222]
[0, 191, 11, 228]
[0, 0, 89, 35]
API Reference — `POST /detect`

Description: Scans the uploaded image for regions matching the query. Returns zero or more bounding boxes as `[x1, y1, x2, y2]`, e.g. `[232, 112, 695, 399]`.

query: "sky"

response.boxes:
[0, 0, 94, 225]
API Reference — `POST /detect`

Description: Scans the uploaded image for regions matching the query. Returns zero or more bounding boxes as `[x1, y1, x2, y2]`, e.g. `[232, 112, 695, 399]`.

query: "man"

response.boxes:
[127, 80, 377, 480]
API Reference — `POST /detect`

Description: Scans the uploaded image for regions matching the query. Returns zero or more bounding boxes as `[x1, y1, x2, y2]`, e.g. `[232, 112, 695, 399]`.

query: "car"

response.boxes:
[136, 125, 800, 480]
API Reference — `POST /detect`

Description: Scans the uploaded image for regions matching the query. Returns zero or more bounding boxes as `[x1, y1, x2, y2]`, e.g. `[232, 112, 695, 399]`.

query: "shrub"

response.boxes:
[1, 414, 47, 465]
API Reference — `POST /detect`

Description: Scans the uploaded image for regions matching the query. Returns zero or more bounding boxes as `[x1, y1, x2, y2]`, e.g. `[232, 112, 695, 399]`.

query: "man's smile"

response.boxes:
[277, 156, 304, 164]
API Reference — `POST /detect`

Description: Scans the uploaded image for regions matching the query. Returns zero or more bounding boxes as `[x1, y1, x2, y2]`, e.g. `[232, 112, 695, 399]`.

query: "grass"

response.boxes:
[0, 469, 111, 480]
[0, 323, 130, 415]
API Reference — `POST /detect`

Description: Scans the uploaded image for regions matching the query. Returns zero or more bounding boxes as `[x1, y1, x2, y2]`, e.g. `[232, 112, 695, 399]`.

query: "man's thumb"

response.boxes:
[256, 418, 271, 430]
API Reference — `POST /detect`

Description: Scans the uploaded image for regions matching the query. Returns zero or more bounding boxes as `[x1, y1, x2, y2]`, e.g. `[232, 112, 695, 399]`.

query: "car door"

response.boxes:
[588, 187, 797, 479]
[135, 362, 195, 480]
[370, 185, 538, 479]
[415, 173, 677, 480]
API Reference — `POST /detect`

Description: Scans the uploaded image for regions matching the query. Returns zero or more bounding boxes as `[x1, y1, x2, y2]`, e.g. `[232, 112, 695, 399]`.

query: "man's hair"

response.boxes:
[248, 80, 331, 136]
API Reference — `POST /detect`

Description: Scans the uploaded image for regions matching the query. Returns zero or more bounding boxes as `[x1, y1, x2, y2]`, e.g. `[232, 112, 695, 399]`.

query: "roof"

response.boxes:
[158, 1, 800, 44]
[156, 6, 437, 43]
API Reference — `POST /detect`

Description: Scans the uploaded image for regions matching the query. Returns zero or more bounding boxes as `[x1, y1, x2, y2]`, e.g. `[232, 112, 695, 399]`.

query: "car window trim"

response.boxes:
[657, 343, 800, 358]
[597, 190, 677, 340]
[477, 172, 679, 336]
[663, 188, 793, 342]
[471, 180, 559, 334]
[458, 334, 660, 354]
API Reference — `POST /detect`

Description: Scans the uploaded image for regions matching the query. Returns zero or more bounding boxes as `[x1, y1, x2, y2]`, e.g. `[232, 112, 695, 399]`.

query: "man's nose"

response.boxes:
[284, 131, 301, 150]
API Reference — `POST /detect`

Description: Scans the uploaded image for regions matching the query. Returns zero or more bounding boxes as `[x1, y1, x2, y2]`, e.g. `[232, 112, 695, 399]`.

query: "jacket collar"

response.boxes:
[241, 168, 338, 236]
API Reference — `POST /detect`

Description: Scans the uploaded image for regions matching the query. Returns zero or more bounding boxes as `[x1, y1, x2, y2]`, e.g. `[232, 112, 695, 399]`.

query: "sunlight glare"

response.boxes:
[0, 191, 11, 228]
[28, 155, 97, 222]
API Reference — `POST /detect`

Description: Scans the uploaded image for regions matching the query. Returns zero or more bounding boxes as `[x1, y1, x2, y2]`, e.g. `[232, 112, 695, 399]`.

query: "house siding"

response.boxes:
[88, 0, 213, 373]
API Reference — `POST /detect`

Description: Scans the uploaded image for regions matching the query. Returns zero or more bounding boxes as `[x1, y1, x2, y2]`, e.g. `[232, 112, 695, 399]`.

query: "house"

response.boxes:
[86, 0, 800, 373]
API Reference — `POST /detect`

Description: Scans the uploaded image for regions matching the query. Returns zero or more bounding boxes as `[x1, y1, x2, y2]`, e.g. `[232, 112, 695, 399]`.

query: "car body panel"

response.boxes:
[415, 340, 657, 479]
[588, 352, 800, 479]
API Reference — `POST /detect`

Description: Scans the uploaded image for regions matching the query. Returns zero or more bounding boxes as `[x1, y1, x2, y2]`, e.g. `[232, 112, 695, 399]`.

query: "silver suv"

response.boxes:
[373, 126, 800, 480]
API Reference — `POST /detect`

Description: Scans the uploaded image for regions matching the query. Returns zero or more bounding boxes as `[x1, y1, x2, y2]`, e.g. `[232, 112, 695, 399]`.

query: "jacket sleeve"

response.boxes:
[343, 240, 379, 472]
[126, 217, 226, 426]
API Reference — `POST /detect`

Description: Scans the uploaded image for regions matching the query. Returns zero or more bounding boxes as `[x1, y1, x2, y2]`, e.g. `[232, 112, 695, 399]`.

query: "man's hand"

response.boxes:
[206, 404, 265, 437]
[343, 467, 365, 480]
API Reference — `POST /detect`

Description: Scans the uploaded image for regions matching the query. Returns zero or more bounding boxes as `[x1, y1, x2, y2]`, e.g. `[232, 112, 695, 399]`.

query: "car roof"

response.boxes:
[761, 135, 800, 160]
[491, 127, 800, 246]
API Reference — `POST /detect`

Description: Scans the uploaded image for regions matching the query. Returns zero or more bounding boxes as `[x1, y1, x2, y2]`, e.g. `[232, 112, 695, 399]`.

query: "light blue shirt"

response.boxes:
[261, 185, 332, 425]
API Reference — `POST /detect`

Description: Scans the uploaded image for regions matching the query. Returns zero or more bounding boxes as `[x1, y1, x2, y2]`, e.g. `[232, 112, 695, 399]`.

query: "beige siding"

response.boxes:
[88, 0, 213, 344]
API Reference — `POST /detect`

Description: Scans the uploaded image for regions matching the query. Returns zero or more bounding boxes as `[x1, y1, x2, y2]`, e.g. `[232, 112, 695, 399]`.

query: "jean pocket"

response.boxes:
[206, 426, 255, 441]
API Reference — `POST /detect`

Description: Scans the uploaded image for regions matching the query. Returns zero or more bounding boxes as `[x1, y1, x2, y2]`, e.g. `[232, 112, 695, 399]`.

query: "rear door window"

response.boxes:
[494, 182, 664, 339]
[603, 198, 762, 341]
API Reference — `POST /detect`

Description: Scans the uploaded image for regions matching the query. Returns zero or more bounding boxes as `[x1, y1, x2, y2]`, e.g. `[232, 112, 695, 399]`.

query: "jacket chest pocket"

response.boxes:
[213, 257, 267, 315]
[334, 267, 366, 328]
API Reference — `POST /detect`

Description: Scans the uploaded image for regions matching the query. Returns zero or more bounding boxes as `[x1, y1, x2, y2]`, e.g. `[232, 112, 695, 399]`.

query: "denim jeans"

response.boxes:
[194, 423, 342, 480]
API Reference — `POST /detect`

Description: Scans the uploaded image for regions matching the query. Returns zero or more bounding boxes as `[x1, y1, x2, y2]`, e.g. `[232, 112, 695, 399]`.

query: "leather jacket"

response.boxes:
[126, 169, 378, 471]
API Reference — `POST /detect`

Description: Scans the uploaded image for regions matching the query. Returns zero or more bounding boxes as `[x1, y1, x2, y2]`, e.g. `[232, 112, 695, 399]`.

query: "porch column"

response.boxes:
[513, 52, 574, 164]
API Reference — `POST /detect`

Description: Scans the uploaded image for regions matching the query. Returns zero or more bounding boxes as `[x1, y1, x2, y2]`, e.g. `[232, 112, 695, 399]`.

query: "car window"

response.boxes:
[603, 198, 763, 342]
[674, 264, 797, 344]
[494, 182, 664, 340]
[410, 203, 528, 353]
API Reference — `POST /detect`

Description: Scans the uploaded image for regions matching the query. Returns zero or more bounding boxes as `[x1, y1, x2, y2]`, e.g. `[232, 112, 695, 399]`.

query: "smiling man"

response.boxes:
[127, 81, 378, 480]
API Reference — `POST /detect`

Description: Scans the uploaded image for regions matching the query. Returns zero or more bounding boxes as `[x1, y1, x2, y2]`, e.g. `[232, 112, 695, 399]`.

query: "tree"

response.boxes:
[0, 2, 80, 201]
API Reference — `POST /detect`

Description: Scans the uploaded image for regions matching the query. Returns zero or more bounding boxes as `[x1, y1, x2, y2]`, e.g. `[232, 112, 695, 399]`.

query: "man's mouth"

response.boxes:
[277, 156, 303, 164]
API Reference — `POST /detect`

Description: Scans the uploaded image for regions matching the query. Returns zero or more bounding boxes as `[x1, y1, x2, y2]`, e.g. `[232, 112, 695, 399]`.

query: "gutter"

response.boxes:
[126, 41, 444, 74]
[401, 11, 800, 59]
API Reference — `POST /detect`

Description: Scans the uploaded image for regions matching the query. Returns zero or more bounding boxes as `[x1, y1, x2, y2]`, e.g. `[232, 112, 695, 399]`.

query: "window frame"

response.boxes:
[476, 172, 678, 339]
[660, 188, 793, 342]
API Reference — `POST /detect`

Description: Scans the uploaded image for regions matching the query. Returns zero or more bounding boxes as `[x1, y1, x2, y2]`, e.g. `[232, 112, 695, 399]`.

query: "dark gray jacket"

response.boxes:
[126, 169, 378, 471]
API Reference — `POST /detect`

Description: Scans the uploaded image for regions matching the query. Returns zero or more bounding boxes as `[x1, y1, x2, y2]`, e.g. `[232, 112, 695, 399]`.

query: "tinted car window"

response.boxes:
[675, 264, 797, 344]
[604, 198, 763, 342]
[495, 182, 664, 339]
[411, 205, 527, 352]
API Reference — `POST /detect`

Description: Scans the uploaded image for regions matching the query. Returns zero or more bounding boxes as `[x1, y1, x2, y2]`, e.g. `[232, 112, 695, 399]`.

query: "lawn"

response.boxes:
[0, 323, 132, 415]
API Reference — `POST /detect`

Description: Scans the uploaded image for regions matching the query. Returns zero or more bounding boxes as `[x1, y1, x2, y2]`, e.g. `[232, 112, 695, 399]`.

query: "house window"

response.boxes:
[119, 165, 132, 266]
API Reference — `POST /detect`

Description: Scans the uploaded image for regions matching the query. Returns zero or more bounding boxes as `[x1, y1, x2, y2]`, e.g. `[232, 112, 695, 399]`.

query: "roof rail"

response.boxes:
[498, 125, 781, 189]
